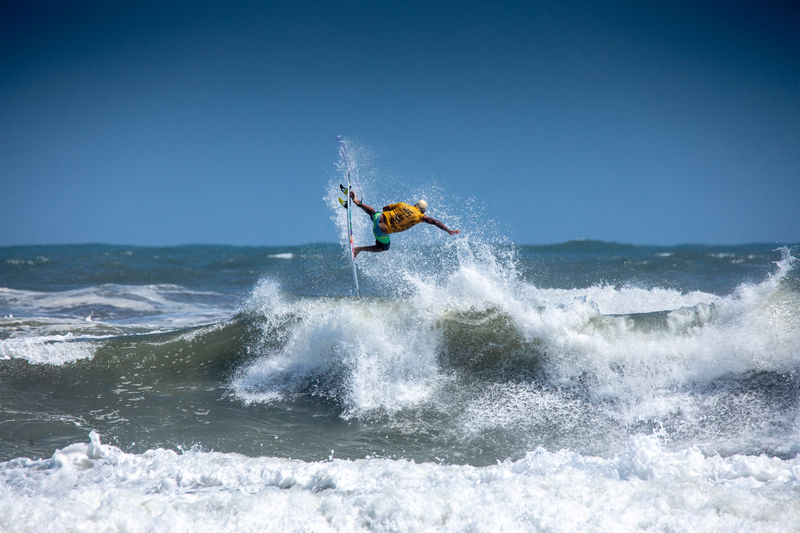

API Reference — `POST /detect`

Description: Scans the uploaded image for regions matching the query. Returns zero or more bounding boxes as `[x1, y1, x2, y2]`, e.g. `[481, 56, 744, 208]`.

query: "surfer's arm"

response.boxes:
[349, 191, 376, 216]
[423, 216, 460, 235]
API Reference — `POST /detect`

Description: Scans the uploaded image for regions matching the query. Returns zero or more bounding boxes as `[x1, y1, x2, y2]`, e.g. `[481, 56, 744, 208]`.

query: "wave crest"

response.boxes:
[231, 246, 800, 434]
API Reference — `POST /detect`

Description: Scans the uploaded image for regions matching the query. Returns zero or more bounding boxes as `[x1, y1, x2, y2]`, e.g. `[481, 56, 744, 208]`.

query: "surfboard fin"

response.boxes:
[339, 184, 359, 208]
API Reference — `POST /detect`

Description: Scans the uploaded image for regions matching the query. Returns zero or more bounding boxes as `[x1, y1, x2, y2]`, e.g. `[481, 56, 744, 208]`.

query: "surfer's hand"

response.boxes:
[350, 191, 359, 205]
[449, 229, 460, 235]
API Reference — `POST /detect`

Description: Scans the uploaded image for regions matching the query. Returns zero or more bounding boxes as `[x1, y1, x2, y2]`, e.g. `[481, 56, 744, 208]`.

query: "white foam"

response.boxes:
[429, 245, 797, 376]
[1, 432, 797, 532]
[0, 332, 99, 364]
[234, 279, 440, 416]
[530, 284, 718, 315]
[268, 253, 295, 259]
[4, 256, 50, 266]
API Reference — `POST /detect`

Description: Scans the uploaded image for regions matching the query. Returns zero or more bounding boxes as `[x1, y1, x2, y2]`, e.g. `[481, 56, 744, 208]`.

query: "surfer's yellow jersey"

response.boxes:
[382, 203, 425, 234]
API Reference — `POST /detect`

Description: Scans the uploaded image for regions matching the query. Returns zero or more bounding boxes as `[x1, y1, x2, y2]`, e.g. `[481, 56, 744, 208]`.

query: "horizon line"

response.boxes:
[1, 239, 797, 249]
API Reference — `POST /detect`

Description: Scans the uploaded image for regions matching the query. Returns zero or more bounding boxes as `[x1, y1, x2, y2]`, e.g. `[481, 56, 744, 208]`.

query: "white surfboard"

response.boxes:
[338, 138, 360, 295]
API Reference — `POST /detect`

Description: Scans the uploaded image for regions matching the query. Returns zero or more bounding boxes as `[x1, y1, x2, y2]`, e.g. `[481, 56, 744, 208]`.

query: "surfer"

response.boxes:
[345, 191, 460, 258]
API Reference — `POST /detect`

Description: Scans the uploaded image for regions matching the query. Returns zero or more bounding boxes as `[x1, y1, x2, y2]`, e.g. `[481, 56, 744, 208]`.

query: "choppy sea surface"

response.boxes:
[1, 234, 798, 531]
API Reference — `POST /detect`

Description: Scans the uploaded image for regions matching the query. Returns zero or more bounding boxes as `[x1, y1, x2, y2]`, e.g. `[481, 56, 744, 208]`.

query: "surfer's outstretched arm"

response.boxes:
[423, 216, 460, 235]
[349, 192, 376, 217]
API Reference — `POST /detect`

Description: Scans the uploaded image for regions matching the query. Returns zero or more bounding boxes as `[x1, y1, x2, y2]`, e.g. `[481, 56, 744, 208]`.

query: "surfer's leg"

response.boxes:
[354, 245, 382, 258]
[354, 240, 390, 258]
[366, 215, 392, 258]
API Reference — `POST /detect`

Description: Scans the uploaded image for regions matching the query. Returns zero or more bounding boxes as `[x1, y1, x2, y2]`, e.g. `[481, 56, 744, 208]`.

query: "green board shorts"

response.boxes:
[372, 213, 391, 250]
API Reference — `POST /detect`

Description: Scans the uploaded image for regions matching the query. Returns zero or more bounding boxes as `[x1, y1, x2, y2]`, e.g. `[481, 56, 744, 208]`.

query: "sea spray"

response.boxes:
[233, 278, 441, 416]
[230, 242, 800, 460]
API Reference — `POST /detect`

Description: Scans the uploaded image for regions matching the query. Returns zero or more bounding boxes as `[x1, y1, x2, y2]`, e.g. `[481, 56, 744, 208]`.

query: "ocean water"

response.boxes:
[1, 137, 799, 531]
[1, 235, 799, 532]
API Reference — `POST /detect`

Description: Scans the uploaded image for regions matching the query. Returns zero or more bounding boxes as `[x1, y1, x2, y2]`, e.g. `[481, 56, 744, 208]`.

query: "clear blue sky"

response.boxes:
[2, 1, 798, 246]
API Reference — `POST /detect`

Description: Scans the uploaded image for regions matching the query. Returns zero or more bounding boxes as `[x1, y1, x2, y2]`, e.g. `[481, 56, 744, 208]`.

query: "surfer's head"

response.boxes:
[414, 199, 428, 213]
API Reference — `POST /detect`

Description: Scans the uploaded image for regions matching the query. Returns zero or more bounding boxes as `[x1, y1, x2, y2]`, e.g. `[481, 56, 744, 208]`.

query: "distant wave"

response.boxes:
[0, 284, 230, 324]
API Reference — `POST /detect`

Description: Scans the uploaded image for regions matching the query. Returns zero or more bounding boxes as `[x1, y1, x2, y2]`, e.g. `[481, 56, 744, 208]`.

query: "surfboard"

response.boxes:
[338, 138, 360, 296]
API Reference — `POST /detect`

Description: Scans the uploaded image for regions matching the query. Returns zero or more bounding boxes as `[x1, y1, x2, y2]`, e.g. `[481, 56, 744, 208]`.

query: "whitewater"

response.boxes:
[1, 147, 799, 531]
